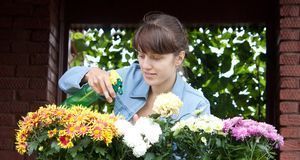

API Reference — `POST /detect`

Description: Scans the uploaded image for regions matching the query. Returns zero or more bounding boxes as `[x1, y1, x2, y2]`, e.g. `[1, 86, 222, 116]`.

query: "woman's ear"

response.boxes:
[175, 51, 185, 66]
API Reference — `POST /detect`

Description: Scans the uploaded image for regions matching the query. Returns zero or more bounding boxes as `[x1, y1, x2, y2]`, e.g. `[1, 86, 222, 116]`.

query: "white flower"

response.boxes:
[132, 141, 147, 157]
[201, 137, 207, 145]
[153, 92, 183, 117]
[171, 115, 224, 135]
[114, 117, 162, 158]
[123, 128, 143, 148]
[114, 119, 132, 135]
[135, 117, 162, 144]
[171, 121, 186, 132]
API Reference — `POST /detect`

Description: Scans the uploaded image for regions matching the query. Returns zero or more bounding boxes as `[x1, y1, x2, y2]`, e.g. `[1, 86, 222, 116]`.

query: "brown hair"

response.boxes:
[133, 12, 188, 56]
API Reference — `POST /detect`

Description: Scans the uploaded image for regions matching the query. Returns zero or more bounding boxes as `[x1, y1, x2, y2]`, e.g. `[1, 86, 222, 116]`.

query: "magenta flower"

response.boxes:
[223, 117, 284, 148]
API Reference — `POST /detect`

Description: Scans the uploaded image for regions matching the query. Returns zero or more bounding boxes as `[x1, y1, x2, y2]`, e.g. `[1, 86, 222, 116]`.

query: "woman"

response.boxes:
[59, 12, 210, 121]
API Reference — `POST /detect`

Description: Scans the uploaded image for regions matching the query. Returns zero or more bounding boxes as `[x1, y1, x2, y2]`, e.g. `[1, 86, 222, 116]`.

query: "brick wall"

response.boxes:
[279, 0, 300, 160]
[0, 0, 60, 159]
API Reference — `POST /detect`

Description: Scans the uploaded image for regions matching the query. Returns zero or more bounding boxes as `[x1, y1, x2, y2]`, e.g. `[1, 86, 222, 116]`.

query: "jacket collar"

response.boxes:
[129, 72, 185, 99]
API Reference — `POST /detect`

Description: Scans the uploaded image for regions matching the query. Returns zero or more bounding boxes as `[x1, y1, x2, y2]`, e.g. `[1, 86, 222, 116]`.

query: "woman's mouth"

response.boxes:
[143, 72, 157, 78]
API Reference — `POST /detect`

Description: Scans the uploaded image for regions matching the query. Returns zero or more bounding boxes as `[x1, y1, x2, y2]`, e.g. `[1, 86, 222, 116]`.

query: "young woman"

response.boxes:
[59, 12, 210, 121]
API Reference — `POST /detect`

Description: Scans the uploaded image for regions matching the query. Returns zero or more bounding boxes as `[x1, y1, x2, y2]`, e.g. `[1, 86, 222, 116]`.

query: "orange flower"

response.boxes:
[48, 128, 57, 138]
[91, 126, 102, 141]
[76, 125, 88, 136]
[65, 125, 77, 137]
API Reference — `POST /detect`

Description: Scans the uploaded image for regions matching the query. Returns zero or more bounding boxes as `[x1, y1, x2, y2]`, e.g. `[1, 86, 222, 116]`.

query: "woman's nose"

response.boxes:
[141, 57, 152, 69]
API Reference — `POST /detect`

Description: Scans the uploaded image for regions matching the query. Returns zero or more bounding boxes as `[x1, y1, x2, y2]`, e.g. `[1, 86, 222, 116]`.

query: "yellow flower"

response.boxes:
[76, 125, 89, 136]
[48, 128, 57, 138]
[90, 126, 102, 141]
[15, 105, 120, 155]
[153, 92, 183, 117]
[109, 70, 121, 85]
[65, 125, 77, 138]
[15, 142, 27, 155]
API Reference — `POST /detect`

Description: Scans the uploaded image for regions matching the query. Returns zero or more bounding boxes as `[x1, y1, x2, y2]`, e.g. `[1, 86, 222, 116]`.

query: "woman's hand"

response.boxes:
[84, 67, 116, 103]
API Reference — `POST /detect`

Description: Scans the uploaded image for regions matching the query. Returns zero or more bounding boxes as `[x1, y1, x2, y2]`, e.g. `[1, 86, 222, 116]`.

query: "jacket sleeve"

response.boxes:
[196, 89, 211, 115]
[58, 66, 90, 94]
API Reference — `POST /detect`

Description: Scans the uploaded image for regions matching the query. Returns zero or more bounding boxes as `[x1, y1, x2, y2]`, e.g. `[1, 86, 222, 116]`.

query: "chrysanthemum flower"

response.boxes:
[76, 125, 89, 136]
[153, 92, 183, 117]
[57, 135, 74, 148]
[48, 128, 57, 138]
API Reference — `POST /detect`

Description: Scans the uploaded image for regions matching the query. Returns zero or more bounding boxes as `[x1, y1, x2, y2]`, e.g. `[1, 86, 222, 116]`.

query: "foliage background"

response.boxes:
[68, 26, 266, 120]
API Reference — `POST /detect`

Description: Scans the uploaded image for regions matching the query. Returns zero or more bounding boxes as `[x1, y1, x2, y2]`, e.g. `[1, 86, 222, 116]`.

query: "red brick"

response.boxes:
[49, 32, 58, 50]
[280, 151, 300, 160]
[280, 89, 300, 100]
[281, 127, 300, 138]
[47, 80, 56, 95]
[280, 78, 300, 88]
[0, 138, 15, 150]
[49, 57, 57, 73]
[17, 89, 47, 101]
[280, 66, 300, 76]
[281, 139, 300, 151]
[0, 102, 30, 113]
[280, 30, 300, 40]
[30, 54, 49, 65]
[0, 29, 12, 40]
[31, 30, 49, 42]
[0, 78, 29, 89]
[280, 0, 300, 4]
[50, 22, 58, 38]
[280, 54, 300, 64]
[0, 114, 16, 126]
[0, 127, 16, 138]
[280, 114, 300, 126]
[33, 6, 50, 17]
[48, 69, 57, 83]
[0, 29, 31, 42]
[16, 66, 48, 77]
[30, 78, 47, 89]
[0, 54, 29, 65]
[16, 0, 50, 5]
[281, 5, 300, 16]
[0, 3, 33, 16]
[12, 41, 49, 53]
[13, 17, 50, 29]
[0, 40, 10, 52]
[280, 41, 300, 52]
[280, 102, 299, 113]
[281, 18, 300, 28]
[12, 29, 31, 41]
[47, 92, 56, 103]
[0, 66, 15, 77]
[30, 101, 50, 111]
[0, 17, 13, 28]
[0, 150, 24, 160]
[0, 90, 15, 101]
[49, 44, 58, 61]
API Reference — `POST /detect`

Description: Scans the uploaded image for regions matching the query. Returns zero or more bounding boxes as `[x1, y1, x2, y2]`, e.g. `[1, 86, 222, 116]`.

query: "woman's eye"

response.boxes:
[151, 55, 162, 60]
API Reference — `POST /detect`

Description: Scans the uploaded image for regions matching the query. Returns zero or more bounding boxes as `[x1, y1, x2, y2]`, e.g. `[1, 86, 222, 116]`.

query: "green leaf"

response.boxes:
[95, 147, 106, 156]
[28, 141, 39, 155]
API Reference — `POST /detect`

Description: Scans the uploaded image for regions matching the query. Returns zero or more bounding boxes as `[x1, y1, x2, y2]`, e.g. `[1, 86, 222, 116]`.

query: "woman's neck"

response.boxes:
[150, 72, 177, 95]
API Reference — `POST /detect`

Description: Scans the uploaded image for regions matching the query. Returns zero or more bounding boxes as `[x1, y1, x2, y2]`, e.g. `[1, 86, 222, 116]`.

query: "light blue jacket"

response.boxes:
[59, 62, 210, 120]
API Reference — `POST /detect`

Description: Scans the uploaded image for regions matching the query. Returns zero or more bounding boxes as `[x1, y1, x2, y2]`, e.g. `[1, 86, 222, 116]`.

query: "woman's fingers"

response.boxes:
[86, 68, 115, 103]
[132, 114, 139, 124]
[99, 78, 113, 103]
[104, 74, 116, 98]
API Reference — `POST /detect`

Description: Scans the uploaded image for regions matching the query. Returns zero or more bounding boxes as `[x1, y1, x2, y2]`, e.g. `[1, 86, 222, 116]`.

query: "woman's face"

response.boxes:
[138, 51, 184, 87]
